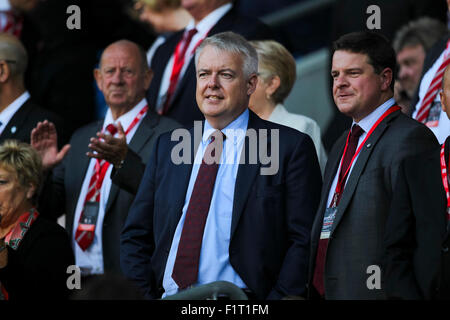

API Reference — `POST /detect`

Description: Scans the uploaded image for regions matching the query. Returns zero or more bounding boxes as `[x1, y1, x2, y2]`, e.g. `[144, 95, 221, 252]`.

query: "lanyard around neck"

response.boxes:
[440, 142, 450, 220]
[332, 105, 400, 207]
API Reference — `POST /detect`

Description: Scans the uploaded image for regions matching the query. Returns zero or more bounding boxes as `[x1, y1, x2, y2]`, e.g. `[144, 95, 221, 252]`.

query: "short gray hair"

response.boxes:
[393, 17, 448, 53]
[0, 33, 28, 79]
[195, 31, 258, 79]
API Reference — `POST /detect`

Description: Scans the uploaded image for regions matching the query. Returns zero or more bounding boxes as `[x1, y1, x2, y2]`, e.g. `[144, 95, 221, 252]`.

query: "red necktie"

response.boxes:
[415, 42, 450, 124]
[312, 124, 364, 297]
[0, 283, 8, 300]
[160, 28, 198, 115]
[172, 130, 225, 289]
[75, 124, 117, 251]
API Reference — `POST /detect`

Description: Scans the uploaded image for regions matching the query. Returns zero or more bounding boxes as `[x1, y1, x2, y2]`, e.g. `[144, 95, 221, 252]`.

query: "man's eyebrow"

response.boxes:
[197, 68, 211, 73]
[345, 68, 363, 72]
[331, 67, 363, 74]
[219, 68, 236, 74]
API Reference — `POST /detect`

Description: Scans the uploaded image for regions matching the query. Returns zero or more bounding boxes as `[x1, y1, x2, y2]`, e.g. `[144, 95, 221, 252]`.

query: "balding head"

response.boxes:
[95, 40, 152, 118]
[0, 33, 27, 80]
[440, 65, 450, 120]
[100, 40, 148, 73]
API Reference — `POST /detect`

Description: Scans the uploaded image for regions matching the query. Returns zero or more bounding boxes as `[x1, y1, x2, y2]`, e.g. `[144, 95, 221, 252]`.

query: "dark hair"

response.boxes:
[333, 31, 396, 90]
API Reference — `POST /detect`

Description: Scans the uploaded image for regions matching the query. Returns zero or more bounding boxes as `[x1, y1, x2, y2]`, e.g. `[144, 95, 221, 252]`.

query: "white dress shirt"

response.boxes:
[0, 0, 10, 10]
[162, 109, 249, 297]
[412, 48, 450, 144]
[156, 3, 233, 111]
[72, 98, 148, 275]
[0, 91, 30, 134]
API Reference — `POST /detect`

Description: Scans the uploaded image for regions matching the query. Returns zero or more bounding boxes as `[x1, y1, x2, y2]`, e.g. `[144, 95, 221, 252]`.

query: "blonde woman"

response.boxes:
[0, 140, 74, 300]
[249, 40, 327, 172]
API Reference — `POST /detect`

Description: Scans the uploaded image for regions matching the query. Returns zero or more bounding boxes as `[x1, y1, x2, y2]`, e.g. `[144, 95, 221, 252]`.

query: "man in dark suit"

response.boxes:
[0, 33, 64, 145]
[383, 65, 450, 300]
[323, 0, 447, 152]
[121, 32, 322, 300]
[31, 39, 179, 278]
[308, 31, 439, 300]
[146, 0, 272, 126]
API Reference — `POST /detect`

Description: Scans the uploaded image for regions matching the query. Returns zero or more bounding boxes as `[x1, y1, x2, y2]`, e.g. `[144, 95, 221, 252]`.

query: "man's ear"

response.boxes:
[380, 67, 393, 91]
[0, 61, 11, 83]
[441, 90, 448, 114]
[247, 73, 258, 96]
[143, 69, 153, 91]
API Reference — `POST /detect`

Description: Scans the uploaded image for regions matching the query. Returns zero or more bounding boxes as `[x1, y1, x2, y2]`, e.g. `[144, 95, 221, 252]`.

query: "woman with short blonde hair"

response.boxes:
[249, 40, 327, 172]
[0, 140, 74, 300]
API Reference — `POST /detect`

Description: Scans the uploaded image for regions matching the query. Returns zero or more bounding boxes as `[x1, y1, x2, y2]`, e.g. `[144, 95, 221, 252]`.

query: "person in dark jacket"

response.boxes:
[0, 140, 74, 300]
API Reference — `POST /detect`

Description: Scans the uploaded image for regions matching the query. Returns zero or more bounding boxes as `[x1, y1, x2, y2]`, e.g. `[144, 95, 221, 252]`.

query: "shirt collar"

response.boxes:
[103, 98, 147, 134]
[185, 3, 233, 36]
[353, 97, 395, 133]
[0, 91, 29, 129]
[202, 108, 249, 144]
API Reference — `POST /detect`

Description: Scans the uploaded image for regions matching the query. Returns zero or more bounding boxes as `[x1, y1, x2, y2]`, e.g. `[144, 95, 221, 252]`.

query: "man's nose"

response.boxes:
[111, 70, 124, 83]
[334, 74, 348, 88]
[398, 66, 409, 80]
[207, 74, 219, 88]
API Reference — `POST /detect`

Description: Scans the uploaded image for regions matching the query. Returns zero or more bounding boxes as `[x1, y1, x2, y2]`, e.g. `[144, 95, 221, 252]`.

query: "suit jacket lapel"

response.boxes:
[312, 136, 346, 238]
[1, 99, 31, 140]
[105, 111, 159, 213]
[230, 111, 262, 239]
[330, 110, 400, 235]
[169, 125, 200, 234]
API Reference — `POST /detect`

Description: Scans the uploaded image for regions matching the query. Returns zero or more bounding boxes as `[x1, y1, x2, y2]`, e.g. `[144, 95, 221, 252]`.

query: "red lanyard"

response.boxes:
[93, 104, 148, 190]
[440, 142, 450, 219]
[333, 105, 401, 205]
[170, 29, 210, 85]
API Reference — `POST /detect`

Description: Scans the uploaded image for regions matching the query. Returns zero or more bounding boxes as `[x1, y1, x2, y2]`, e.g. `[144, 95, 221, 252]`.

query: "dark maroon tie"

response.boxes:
[172, 130, 225, 289]
[312, 124, 364, 297]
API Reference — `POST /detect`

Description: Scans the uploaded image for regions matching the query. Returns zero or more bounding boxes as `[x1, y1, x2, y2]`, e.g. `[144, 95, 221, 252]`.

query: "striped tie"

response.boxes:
[74, 124, 117, 251]
[415, 42, 450, 124]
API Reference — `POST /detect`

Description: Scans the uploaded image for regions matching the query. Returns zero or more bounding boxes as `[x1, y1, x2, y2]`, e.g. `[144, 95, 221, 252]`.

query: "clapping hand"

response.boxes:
[87, 122, 128, 167]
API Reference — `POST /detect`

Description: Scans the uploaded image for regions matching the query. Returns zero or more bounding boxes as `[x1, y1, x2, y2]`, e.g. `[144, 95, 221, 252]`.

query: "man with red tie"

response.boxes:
[383, 65, 450, 300]
[30, 40, 179, 282]
[146, 0, 272, 127]
[121, 32, 322, 300]
[308, 31, 438, 300]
